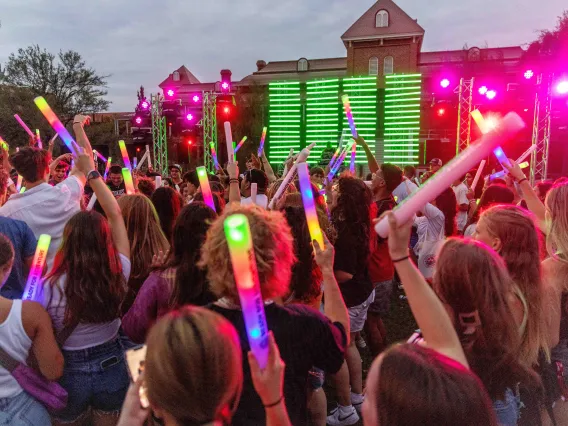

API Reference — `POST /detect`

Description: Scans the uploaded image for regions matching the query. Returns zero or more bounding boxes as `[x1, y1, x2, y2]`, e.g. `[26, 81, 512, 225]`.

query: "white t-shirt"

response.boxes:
[452, 182, 469, 231]
[0, 176, 83, 268]
[464, 223, 477, 237]
[41, 253, 131, 350]
[241, 194, 268, 209]
[392, 178, 418, 204]
[414, 203, 445, 257]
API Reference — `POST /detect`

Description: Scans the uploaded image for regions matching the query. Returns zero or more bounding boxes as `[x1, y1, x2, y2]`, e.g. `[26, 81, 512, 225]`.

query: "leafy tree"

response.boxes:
[0, 44, 110, 123]
[525, 11, 567, 63]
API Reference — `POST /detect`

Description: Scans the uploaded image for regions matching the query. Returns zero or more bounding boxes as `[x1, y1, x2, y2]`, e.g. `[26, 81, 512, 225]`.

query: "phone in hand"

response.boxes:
[125, 345, 149, 408]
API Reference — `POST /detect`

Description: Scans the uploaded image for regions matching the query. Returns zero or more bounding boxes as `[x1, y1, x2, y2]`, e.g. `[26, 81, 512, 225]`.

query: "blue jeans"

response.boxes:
[493, 388, 520, 426]
[55, 336, 130, 422]
[0, 391, 51, 426]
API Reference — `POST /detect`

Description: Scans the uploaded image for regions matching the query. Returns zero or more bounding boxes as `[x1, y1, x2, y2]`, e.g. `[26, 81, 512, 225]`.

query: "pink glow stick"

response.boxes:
[349, 143, 357, 174]
[470, 160, 486, 191]
[155, 176, 162, 188]
[224, 122, 234, 164]
[341, 95, 358, 139]
[327, 144, 350, 182]
[103, 157, 112, 180]
[224, 214, 269, 369]
[13, 114, 34, 138]
[257, 127, 268, 157]
[35, 129, 42, 149]
[251, 183, 258, 205]
[234, 136, 247, 154]
[23, 234, 51, 302]
[118, 140, 132, 170]
[210, 142, 219, 170]
[94, 150, 107, 163]
[33, 97, 77, 156]
[297, 163, 325, 248]
[375, 112, 525, 237]
[197, 167, 216, 211]
[122, 168, 135, 195]
[328, 146, 342, 171]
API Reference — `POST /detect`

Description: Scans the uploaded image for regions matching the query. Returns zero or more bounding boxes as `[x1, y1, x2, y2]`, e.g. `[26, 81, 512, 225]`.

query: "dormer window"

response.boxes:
[298, 58, 309, 72]
[376, 10, 389, 28]
[172, 71, 180, 82]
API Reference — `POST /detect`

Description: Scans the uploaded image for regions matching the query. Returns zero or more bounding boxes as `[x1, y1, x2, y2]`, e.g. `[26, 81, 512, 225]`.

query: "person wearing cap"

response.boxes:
[169, 164, 182, 191]
[429, 158, 443, 174]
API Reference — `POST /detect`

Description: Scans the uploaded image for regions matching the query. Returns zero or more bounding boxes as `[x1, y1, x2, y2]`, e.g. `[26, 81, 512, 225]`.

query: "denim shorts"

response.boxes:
[0, 390, 51, 426]
[55, 336, 130, 422]
[348, 290, 375, 333]
[493, 388, 520, 426]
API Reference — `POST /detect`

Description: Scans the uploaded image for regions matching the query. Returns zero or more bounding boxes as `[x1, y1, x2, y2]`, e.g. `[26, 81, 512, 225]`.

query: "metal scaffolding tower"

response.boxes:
[151, 93, 168, 176]
[203, 92, 217, 173]
[530, 73, 553, 185]
[455, 78, 475, 155]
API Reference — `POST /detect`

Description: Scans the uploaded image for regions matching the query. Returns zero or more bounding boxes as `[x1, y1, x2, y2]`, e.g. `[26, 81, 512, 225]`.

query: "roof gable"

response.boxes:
[341, 0, 424, 41]
[159, 65, 201, 88]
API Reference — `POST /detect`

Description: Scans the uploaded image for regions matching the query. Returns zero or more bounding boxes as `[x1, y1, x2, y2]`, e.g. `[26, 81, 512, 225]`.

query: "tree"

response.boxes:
[525, 11, 568, 63]
[0, 45, 111, 123]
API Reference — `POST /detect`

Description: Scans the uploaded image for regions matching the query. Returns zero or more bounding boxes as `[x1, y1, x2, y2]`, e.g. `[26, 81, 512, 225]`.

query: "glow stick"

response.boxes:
[517, 145, 536, 164]
[470, 160, 486, 191]
[224, 122, 234, 164]
[234, 136, 247, 154]
[13, 114, 34, 138]
[257, 127, 268, 157]
[136, 151, 148, 170]
[33, 97, 77, 156]
[327, 144, 350, 181]
[471, 110, 511, 170]
[341, 95, 358, 138]
[35, 129, 42, 149]
[233, 142, 237, 162]
[146, 145, 153, 169]
[297, 163, 325, 248]
[20, 187, 26, 194]
[155, 176, 162, 188]
[210, 142, 220, 170]
[349, 143, 357, 174]
[196, 166, 215, 211]
[23, 234, 51, 302]
[489, 162, 529, 180]
[103, 157, 112, 180]
[87, 194, 97, 211]
[94, 150, 107, 163]
[250, 183, 257, 205]
[0, 137, 8, 151]
[122, 167, 135, 195]
[16, 175, 23, 192]
[328, 146, 342, 171]
[133, 157, 138, 169]
[118, 140, 132, 170]
[375, 112, 525, 237]
[224, 214, 269, 369]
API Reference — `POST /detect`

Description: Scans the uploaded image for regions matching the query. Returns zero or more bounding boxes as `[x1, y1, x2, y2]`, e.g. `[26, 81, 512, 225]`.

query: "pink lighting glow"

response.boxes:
[221, 82, 229, 90]
[440, 79, 450, 88]
[166, 89, 174, 97]
[186, 113, 194, 121]
[557, 81, 568, 95]
[524, 70, 534, 79]
[141, 101, 149, 109]
[135, 117, 142, 125]
[486, 90, 497, 100]
[193, 95, 200, 103]
[478, 86, 488, 95]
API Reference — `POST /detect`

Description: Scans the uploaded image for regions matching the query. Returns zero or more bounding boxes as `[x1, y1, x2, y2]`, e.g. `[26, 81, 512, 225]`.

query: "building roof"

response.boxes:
[240, 57, 347, 84]
[158, 65, 201, 89]
[419, 46, 524, 64]
[341, 0, 425, 41]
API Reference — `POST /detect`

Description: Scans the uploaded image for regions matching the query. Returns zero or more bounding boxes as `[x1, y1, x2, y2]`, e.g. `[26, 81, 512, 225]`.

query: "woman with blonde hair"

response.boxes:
[117, 306, 291, 426]
[118, 194, 170, 314]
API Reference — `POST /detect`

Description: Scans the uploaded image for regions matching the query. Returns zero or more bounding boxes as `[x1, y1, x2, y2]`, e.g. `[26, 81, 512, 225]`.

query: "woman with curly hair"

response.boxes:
[122, 202, 217, 343]
[327, 176, 375, 425]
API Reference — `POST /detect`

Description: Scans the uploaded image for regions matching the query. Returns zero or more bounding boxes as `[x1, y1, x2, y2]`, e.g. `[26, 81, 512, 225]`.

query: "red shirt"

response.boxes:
[368, 197, 396, 283]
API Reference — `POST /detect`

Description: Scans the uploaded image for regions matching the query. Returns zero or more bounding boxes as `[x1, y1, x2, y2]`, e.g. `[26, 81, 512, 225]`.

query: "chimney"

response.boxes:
[256, 60, 267, 72]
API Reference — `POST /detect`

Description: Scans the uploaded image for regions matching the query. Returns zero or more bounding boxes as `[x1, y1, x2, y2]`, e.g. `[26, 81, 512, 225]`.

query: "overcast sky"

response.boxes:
[0, 0, 564, 111]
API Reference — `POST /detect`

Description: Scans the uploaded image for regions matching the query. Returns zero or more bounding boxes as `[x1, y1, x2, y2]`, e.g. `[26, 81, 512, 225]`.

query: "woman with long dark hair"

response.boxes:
[122, 202, 217, 343]
[150, 187, 182, 242]
[42, 150, 131, 425]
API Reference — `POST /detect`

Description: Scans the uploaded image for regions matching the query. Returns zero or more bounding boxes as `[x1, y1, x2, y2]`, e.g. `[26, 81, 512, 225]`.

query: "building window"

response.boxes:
[298, 58, 309, 72]
[383, 56, 394, 75]
[376, 10, 389, 28]
[172, 71, 180, 81]
[369, 57, 379, 76]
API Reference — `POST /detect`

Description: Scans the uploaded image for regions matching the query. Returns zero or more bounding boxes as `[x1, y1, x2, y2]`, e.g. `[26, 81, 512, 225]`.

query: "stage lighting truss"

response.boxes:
[455, 78, 475, 155]
[151, 93, 169, 176]
[203, 92, 217, 173]
[530, 73, 553, 185]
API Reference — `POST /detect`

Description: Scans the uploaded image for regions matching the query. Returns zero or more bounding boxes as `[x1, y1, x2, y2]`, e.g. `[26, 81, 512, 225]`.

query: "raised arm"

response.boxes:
[49, 153, 73, 175]
[227, 162, 241, 204]
[354, 136, 379, 174]
[260, 152, 277, 183]
[504, 160, 546, 229]
[386, 213, 468, 368]
[70, 115, 93, 186]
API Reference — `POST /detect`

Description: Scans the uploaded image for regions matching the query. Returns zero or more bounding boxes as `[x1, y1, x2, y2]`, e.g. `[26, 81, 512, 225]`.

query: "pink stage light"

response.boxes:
[440, 78, 450, 88]
[193, 95, 200, 103]
[524, 70, 534, 80]
[557, 81, 568, 95]
[141, 101, 149, 109]
[486, 90, 497, 100]
[221, 82, 229, 90]
[166, 89, 175, 97]
[186, 113, 194, 121]
[135, 117, 142, 125]
[478, 86, 488, 95]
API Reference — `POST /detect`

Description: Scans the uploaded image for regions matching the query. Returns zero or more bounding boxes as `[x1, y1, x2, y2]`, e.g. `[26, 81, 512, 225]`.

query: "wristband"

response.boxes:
[392, 255, 410, 264]
[229, 178, 239, 184]
[73, 122, 82, 125]
[517, 178, 527, 185]
[263, 396, 284, 408]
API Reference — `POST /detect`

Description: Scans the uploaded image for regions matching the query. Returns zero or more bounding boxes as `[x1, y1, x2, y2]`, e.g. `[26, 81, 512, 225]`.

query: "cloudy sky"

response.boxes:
[1, 0, 563, 111]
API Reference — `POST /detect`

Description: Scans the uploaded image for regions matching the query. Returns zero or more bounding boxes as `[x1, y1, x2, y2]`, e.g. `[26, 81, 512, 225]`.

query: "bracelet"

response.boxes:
[73, 122, 82, 125]
[517, 178, 527, 185]
[229, 178, 239, 184]
[263, 396, 284, 408]
[392, 255, 410, 264]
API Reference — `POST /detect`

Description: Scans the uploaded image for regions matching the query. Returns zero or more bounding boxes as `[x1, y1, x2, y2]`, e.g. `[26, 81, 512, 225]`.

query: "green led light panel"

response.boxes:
[383, 73, 422, 166]
[305, 79, 340, 163]
[342, 76, 378, 164]
[268, 81, 301, 162]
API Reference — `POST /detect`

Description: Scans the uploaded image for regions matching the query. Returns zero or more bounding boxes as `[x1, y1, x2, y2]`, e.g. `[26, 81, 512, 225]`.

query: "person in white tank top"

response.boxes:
[0, 234, 63, 425]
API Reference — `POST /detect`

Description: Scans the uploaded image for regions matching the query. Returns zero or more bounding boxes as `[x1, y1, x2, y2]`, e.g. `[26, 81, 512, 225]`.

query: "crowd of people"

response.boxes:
[0, 116, 567, 426]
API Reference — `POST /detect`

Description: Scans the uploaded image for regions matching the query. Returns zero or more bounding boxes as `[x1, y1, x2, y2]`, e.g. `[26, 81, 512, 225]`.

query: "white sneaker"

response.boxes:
[326, 405, 360, 426]
[356, 335, 366, 349]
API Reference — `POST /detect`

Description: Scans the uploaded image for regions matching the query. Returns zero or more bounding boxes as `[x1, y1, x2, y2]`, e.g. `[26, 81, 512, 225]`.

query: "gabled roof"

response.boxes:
[341, 0, 424, 41]
[252, 58, 347, 75]
[158, 65, 201, 89]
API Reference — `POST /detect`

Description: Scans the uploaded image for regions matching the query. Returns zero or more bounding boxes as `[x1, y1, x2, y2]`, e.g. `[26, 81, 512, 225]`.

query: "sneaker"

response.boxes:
[356, 335, 367, 349]
[353, 401, 363, 415]
[326, 405, 360, 426]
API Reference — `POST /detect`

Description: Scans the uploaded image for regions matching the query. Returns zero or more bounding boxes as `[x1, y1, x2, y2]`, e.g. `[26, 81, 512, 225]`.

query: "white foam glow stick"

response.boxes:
[251, 183, 257, 205]
[87, 194, 97, 210]
[517, 145, 536, 164]
[224, 122, 234, 164]
[155, 176, 162, 188]
[136, 151, 149, 170]
[470, 160, 486, 191]
[146, 145, 153, 169]
[375, 113, 525, 237]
